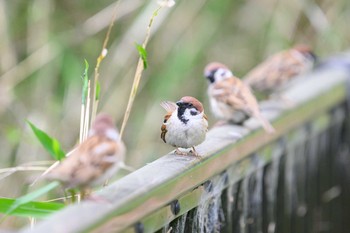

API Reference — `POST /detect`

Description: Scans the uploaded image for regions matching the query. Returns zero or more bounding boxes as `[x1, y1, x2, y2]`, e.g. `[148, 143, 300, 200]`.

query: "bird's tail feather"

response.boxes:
[160, 101, 177, 112]
[253, 111, 275, 134]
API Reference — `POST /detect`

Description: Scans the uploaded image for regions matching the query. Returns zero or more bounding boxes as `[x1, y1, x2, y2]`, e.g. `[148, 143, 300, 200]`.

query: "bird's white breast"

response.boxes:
[165, 110, 207, 149]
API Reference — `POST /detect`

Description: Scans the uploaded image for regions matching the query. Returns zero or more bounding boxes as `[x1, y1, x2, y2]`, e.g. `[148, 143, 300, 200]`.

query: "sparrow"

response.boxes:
[243, 45, 317, 96]
[46, 113, 125, 196]
[160, 96, 208, 156]
[204, 62, 275, 133]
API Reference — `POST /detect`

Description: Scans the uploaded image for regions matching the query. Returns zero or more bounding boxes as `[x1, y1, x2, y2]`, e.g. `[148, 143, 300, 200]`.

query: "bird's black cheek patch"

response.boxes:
[206, 69, 217, 83]
[208, 76, 215, 83]
[177, 106, 189, 124]
[190, 110, 198, 116]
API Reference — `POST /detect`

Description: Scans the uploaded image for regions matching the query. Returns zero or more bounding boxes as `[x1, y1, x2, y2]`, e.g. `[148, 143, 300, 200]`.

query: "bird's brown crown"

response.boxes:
[293, 44, 313, 54]
[204, 62, 229, 74]
[91, 113, 116, 135]
[180, 96, 204, 112]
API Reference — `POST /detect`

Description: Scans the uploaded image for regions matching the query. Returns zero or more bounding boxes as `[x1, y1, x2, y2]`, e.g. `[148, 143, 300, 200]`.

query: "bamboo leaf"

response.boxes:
[0, 197, 64, 218]
[27, 121, 66, 161]
[4, 181, 61, 217]
[135, 43, 148, 69]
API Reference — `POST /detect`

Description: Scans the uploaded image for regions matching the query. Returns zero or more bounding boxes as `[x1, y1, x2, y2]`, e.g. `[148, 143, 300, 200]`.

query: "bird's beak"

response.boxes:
[309, 51, 318, 63]
[176, 100, 183, 107]
[204, 70, 211, 78]
[204, 70, 215, 83]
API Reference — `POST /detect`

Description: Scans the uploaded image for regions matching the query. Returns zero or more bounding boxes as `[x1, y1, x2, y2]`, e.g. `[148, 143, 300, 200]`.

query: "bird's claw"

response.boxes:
[174, 149, 187, 156]
[189, 150, 201, 157]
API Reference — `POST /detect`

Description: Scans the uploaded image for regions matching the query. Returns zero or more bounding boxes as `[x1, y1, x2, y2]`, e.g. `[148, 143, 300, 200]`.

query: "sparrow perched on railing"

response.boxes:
[46, 113, 125, 195]
[160, 96, 208, 156]
[243, 45, 317, 96]
[204, 62, 275, 133]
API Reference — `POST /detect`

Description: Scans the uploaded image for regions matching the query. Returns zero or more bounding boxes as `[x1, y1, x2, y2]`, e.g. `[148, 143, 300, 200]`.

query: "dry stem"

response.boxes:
[119, 6, 162, 139]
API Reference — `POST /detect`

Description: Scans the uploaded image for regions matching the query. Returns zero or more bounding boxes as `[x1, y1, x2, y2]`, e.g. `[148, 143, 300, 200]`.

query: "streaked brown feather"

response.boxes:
[211, 75, 274, 133]
[160, 101, 175, 144]
[212, 77, 256, 112]
[160, 113, 172, 143]
[244, 48, 314, 93]
[203, 113, 208, 121]
[47, 135, 121, 189]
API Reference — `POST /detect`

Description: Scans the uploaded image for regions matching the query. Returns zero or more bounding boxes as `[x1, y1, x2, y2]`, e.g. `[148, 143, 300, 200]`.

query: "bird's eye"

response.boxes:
[215, 68, 232, 80]
[215, 68, 226, 78]
[219, 70, 227, 77]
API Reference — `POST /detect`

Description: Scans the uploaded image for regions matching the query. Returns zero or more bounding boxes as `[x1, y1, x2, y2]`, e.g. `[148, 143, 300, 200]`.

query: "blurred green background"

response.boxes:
[0, 0, 349, 228]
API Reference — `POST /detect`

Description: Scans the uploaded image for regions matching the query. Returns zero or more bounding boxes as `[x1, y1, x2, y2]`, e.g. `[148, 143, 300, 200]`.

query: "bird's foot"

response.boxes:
[174, 148, 187, 156]
[190, 147, 201, 157]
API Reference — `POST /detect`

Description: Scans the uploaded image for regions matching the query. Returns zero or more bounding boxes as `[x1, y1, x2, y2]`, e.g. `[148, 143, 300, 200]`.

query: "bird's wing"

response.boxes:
[203, 113, 209, 131]
[47, 136, 121, 188]
[217, 77, 275, 133]
[160, 101, 177, 143]
[214, 77, 252, 111]
[244, 50, 308, 91]
[160, 112, 172, 143]
[244, 52, 286, 88]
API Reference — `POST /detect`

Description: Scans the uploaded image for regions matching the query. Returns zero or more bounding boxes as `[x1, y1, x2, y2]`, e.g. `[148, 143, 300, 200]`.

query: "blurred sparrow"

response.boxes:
[204, 62, 275, 133]
[46, 113, 125, 196]
[161, 96, 208, 156]
[244, 45, 316, 96]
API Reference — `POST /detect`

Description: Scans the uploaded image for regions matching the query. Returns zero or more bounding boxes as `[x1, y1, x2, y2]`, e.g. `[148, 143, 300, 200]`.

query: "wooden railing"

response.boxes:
[20, 55, 350, 233]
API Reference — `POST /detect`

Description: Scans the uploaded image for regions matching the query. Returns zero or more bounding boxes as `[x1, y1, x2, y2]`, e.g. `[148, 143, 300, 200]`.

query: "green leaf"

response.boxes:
[82, 59, 89, 104]
[4, 181, 61, 217]
[27, 121, 66, 161]
[95, 80, 101, 101]
[135, 43, 148, 69]
[0, 197, 64, 218]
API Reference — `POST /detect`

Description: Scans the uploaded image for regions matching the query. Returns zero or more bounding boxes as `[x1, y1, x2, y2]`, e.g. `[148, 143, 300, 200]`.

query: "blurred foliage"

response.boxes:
[0, 197, 64, 218]
[0, 181, 61, 219]
[0, 0, 349, 229]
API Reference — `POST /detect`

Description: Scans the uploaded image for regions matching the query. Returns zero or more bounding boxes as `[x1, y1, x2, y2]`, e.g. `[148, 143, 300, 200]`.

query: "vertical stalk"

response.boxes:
[119, 6, 162, 139]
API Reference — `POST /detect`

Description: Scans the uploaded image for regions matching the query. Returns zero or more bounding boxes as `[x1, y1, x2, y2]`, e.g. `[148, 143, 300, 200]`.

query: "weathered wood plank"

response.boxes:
[20, 66, 349, 233]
